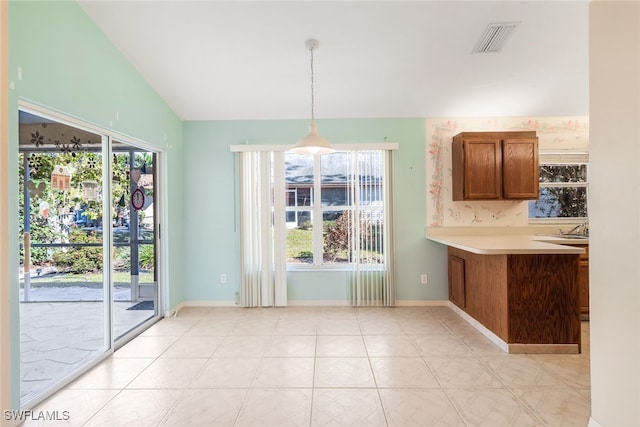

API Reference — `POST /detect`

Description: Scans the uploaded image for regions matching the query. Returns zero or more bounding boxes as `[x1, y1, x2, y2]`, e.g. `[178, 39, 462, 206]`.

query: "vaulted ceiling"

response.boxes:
[79, 1, 589, 121]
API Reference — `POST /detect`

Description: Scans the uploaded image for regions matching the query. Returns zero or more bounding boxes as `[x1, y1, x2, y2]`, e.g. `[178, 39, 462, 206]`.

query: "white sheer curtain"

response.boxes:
[350, 150, 395, 306]
[238, 151, 287, 307]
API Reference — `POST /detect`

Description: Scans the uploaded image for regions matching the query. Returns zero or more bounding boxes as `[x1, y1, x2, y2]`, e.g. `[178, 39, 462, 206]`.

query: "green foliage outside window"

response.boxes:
[51, 230, 103, 273]
[19, 151, 152, 273]
[529, 164, 588, 218]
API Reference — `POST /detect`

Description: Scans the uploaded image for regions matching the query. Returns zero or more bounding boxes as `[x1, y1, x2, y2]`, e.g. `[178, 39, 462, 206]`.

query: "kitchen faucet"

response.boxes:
[563, 220, 589, 236]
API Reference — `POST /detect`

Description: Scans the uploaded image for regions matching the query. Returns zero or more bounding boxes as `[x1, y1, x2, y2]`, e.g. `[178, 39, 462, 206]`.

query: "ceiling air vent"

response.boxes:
[472, 22, 521, 54]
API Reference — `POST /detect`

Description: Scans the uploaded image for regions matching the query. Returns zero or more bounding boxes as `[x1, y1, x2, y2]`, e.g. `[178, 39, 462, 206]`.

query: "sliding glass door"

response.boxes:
[112, 146, 158, 340]
[18, 108, 162, 408]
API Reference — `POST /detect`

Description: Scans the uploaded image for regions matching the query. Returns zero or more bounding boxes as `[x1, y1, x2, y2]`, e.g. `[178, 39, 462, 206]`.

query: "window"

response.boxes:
[528, 152, 588, 220]
[234, 144, 396, 306]
[286, 150, 388, 267]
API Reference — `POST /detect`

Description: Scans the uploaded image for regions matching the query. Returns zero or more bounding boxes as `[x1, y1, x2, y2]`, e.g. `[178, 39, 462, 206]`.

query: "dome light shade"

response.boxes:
[289, 39, 335, 156]
[290, 120, 334, 155]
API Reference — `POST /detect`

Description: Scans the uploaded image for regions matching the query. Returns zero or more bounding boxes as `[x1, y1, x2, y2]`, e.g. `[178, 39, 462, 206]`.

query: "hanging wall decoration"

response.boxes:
[28, 154, 42, 172]
[82, 181, 99, 201]
[131, 188, 145, 211]
[22, 122, 98, 155]
[30, 131, 44, 147]
[130, 168, 142, 184]
[51, 165, 72, 191]
[86, 157, 98, 169]
[28, 181, 46, 198]
[70, 136, 82, 151]
[38, 201, 50, 219]
[60, 144, 72, 156]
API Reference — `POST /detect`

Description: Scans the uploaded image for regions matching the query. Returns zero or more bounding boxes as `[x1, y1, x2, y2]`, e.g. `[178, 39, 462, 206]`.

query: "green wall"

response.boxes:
[8, 0, 184, 408]
[182, 119, 448, 304]
[7, 0, 450, 410]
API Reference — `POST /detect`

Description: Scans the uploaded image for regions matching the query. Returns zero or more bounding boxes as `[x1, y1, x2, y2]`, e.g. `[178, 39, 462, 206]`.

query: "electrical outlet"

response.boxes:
[220, 274, 227, 284]
[420, 274, 428, 285]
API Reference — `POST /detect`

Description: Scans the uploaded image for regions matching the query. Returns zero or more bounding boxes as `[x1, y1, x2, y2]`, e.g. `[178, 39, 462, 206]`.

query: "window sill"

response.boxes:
[287, 264, 385, 272]
[528, 217, 588, 225]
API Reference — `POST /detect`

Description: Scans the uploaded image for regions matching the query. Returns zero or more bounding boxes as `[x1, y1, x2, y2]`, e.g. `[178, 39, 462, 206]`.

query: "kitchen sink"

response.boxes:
[542, 234, 589, 240]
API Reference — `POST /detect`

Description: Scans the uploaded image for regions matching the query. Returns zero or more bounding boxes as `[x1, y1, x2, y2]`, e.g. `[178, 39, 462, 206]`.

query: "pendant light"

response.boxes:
[290, 39, 335, 155]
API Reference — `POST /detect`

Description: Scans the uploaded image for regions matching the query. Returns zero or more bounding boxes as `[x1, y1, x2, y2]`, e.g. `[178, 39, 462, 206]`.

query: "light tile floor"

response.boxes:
[26, 306, 591, 426]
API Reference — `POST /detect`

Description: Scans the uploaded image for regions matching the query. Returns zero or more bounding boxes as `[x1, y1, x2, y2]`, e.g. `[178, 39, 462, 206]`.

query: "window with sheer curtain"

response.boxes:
[285, 150, 389, 266]
[234, 145, 396, 307]
[237, 151, 287, 307]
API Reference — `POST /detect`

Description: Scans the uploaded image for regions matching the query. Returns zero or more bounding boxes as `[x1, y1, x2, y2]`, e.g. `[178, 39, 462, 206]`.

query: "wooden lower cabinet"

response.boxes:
[579, 261, 589, 316]
[447, 247, 581, 352]
[448, 255, 466, 309]
[574, 244, 589, 317]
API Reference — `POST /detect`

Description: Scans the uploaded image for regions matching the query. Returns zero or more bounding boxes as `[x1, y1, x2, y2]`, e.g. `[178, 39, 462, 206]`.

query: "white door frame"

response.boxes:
[16, 100, 167, 407]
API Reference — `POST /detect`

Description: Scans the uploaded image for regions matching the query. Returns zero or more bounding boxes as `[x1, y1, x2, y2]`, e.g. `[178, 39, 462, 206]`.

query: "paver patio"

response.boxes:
[19, 287, 156, 405]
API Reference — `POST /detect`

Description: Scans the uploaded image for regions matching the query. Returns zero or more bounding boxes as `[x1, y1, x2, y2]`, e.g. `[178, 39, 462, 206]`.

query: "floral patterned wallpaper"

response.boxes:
[426, 117, 589, 228]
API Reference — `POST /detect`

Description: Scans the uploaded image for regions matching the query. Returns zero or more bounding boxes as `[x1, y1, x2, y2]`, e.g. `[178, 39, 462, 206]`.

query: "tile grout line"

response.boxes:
[468, 342, 574, 425]
[82, 334, 188, 426]
[440, 388, 470, 427]
[145, 313, 208, 426]
[308, 330, 318, 427]
[359, 313, 391, 427]
[43, 306, 591, 426]
[228, 311, 255, 427]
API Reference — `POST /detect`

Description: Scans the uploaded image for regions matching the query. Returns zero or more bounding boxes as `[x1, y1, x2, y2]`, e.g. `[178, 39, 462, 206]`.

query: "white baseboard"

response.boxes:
[170, 299, 450, 311]
[166, 300, 237, 316]
[286, 300, 351, 306]
[587, 417, 602, 427]
[448, 302, 509, 353]
[395, 300, 449, 307]
[181, 300, 238, 307]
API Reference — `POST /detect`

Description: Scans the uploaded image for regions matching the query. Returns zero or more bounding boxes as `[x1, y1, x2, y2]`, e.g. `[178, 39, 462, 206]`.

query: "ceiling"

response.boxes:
[78, 1, 589, 121]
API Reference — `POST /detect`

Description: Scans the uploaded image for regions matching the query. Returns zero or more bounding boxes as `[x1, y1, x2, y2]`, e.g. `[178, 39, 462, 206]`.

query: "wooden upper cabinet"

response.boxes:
[452, 131, 539, 201]
[462, 138, 502, 200]
[502, 138, 539, 199]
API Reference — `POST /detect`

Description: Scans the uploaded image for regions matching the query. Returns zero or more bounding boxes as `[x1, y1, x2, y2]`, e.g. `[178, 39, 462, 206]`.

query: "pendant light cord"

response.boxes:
[310, 44, 315, 122]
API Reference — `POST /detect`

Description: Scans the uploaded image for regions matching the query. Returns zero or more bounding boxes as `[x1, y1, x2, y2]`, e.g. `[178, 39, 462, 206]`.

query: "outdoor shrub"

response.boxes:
[113, 247, 130, 271]
[26, 215, 57, 265]
[112, 245, 154, 271]
[139, 245, 154, 270]
[323, 213, 353, 262]
[298, 221, 312, 230]
[52, 229, 103, 273]
[323, 212, 384, 263]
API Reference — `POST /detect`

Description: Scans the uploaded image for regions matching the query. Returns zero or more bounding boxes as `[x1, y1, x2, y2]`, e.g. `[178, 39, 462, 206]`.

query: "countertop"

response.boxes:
[427, 234, 586, 255]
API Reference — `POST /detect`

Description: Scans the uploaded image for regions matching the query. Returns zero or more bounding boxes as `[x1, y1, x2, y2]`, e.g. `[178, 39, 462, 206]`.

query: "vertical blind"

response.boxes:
[233, 144, 397, 307]
[238, 151, 287, 307]
[348, 150, 395, 306]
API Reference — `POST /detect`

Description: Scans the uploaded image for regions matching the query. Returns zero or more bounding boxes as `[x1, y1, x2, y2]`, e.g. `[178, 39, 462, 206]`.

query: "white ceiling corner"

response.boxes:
[78, 1, 589, 121]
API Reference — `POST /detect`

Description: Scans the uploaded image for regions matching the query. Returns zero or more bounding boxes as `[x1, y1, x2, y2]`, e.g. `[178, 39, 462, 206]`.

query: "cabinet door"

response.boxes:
[561, 244, 589, 317]
[502, 138, 539, 199]
[463, 139, 502, 199]
[577, 245, 589, 315]
[578, 262, 589, 315]
[448, 255, 466, 309]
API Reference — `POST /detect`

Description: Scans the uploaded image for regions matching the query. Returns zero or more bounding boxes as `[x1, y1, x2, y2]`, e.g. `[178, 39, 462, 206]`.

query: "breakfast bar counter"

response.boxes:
[426, 234, 585, 255]
[428, 233, 583, 354]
